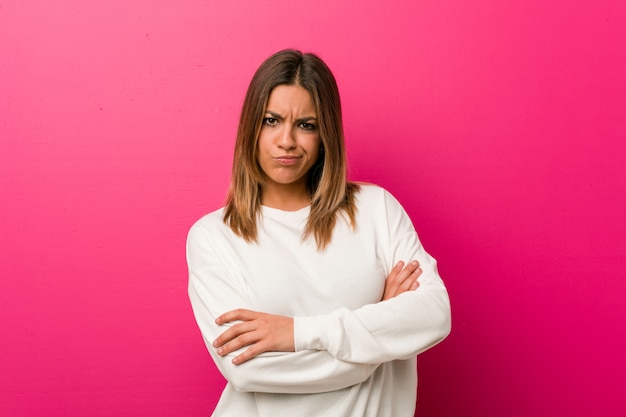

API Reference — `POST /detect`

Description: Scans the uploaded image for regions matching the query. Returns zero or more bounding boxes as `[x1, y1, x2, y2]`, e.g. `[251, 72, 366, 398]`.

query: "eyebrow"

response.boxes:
[265, 111, 318, 123]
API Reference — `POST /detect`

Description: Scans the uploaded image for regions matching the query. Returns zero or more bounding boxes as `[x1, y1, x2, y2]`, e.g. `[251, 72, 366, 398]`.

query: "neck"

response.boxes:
[261, 183, 311, 211]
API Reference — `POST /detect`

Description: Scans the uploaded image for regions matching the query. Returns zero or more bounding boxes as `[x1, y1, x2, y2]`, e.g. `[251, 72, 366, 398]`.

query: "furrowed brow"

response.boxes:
[264, 111, 317, 122]
[265, 111, 284, 120]
[295, 116, 318, 123]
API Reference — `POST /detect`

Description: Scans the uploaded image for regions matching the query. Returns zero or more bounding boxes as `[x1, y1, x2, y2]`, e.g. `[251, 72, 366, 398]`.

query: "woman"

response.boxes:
[187, 49, 451, 417]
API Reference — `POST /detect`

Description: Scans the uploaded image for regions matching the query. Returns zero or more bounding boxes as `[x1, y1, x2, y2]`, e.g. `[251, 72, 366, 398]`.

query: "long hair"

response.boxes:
[223, 49, 359, 250]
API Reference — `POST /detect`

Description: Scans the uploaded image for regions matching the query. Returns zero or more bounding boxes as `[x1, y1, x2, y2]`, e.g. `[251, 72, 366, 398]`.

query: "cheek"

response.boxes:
[306, 136, 322, 158]
[255, 136, 269, 171]
[256, 134, 273, 161]
[256, 132, 269, 152]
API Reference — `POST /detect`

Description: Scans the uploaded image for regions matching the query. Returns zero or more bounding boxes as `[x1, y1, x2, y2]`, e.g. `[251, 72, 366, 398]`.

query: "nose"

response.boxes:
[277, 125, 296, 149]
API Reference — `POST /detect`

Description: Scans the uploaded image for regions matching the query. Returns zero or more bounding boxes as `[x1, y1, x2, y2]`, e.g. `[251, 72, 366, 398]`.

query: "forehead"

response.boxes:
[266, 85, 316, 114]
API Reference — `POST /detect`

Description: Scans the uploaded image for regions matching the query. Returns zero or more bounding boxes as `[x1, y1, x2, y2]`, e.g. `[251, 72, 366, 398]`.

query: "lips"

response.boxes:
[274, 156, 301, 166]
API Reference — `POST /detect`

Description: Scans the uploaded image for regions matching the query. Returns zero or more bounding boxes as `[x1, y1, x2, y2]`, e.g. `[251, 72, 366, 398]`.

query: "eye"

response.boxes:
[263, 117, 278, 126]
[298, 122, 317, 131]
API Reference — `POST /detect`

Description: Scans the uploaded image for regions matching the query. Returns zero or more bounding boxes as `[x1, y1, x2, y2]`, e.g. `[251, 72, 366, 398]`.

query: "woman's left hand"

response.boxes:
[382, 260, 421, 301]
[213, 309, 294, 365]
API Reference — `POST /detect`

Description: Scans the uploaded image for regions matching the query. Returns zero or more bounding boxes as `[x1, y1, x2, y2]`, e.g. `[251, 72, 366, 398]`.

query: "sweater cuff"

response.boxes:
[294, 315, 326, 352]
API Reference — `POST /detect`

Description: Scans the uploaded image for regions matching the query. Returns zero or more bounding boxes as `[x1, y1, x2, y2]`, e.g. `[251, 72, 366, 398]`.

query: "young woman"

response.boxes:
[187, 49, 451, 417]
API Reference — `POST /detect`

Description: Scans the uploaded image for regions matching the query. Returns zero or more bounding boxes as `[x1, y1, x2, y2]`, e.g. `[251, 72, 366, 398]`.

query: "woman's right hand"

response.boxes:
[381, 260, 421, 301]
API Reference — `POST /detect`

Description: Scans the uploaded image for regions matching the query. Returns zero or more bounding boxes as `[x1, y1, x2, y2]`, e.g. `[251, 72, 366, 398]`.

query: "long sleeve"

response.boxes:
[187, 221, 379, 394]
[293, 189, 451, 364]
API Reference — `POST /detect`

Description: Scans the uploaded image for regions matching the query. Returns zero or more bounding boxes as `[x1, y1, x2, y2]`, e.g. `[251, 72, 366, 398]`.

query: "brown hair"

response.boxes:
[223, 49, 359, 249]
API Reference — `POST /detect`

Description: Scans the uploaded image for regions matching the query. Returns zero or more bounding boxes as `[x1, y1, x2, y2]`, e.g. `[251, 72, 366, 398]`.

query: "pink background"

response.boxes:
[1, 1, 624, 416]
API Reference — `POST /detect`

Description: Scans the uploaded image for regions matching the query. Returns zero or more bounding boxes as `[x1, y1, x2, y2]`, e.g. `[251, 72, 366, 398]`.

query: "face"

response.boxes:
[256, 84, 321, 201]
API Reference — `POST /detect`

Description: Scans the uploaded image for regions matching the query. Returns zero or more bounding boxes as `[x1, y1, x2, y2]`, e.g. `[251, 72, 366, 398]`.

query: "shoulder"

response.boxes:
[353, 182, 402, 208]
[187, 207, 228, 242]
[351, 182, 412, 228]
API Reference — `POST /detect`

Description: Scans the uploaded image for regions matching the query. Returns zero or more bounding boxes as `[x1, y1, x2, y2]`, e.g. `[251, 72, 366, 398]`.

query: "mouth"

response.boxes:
[274, 156, 301, 166]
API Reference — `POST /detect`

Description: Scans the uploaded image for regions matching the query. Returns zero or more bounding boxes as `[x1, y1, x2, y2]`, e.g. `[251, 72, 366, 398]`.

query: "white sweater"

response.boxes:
[187, 184, 451, 417]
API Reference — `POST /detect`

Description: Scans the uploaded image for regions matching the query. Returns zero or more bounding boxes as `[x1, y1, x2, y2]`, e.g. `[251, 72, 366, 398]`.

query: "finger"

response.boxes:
[389, 261, 405, 279]
[213, 320, 257, 349]
[219, 324, 278, 362]
[393, 260, 419, 284]
[391, 261, 419, 291]
[397, 266, 422, 293]
[413, 266, 422, 279]
[215, 327, 261, 356]
[383, 261, 405, 298]
[411, 268, 422, 290]
[232, 342, 266, 365]
[230, 323, 291, 365]
[216, 308, 258, 325]
[403, 260, 420, 275]
[384, 261, 422, 300]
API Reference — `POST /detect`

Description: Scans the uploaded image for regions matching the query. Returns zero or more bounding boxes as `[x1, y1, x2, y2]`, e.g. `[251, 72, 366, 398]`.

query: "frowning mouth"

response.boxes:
[273, 156, 301, 165]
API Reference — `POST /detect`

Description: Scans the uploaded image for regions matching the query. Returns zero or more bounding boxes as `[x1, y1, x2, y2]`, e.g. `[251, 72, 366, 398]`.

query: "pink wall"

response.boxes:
[1, 1, 624, 416]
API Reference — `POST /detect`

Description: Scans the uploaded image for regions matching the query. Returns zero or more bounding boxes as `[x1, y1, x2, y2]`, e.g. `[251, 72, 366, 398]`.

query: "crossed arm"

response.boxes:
[188, 189, 451, 392]
[212, 260, 423, 365]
